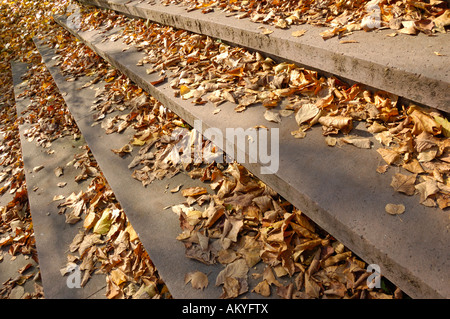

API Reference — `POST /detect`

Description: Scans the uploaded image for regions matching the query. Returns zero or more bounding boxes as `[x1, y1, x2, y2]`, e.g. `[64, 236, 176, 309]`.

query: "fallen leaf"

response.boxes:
[415, 179, 440, 204]
[93, 208, 112, 235]
[339, 40, 359, 44]
[54, 167, 64, 177]
[390, 174, 417, 196]
[185, 271, 209, 290]
[181, 187, 208, 197]
[340, 136, 371, 149]
[33, 165, 44, 172]
[264, 110, 281, 123]
[402, 159, 425, 174]
[433, 9, 450, 32]
[252, 280, 271, 297]
[111, 268, 128, 286]
[385, 203, 405, 215]
[216, 259, 249, 286]
[377, 148, 400, 165]
[318, 116, 353, 134]
[260, 27, 274, 35]
[295, 103, 320, 126]
[304, 273, 321, 298]
[170, 184, 183, 193]
[434, 116, 450, 137]
[53, 195, 65, 201]
[83, 212, 98, 230]
[111, 144, 133, 157]
[291, 29, 306, 37]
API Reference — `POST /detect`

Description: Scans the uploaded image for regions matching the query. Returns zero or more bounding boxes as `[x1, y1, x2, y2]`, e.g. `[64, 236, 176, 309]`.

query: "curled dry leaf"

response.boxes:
[263, 110, 281, 123]
[54, 166, 64, 177]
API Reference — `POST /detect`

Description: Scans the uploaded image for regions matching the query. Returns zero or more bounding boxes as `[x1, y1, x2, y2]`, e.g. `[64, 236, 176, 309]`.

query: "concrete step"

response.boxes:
[79, 0, 450, 113]
[11, 61, 107, 298]
[51, 13, 450, 299]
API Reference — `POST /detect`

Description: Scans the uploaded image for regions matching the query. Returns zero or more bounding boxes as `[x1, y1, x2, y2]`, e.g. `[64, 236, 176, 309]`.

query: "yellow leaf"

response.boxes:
[93, 208, 112, 235]
[125, 222, 139, 242]
[83, 212, 98, 230]
[434, 116, 450, 137]
[110, 269, 127, 286]
[180, 85, 190, 96]
[131, 137, 146, 146]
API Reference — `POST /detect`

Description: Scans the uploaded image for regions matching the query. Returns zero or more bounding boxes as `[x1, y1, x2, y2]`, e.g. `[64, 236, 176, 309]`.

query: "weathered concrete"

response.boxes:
[79, 0, 450, 113]
[12, 62, 107, 299]
[53, 15, 450, 299]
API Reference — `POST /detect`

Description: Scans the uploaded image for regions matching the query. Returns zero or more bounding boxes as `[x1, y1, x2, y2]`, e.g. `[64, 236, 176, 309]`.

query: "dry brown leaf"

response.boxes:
[318, 116, 353, 134]
[215, 259, 249, 286]
[402, 159, 425, 174]
[390, 174, 417, 196]
[415, 179, 440, 204]
[252, 280, 271, 297]
[264, 110, 281, 123]
[181, 186, 208, 197]
[340, 136, 371, 149]
[304, 273, 321, 298]
[184, 271, 209, 290]
[295, 103, 320, 126]
[260, 27, 274, 35]
[377, 148, 400, 165]
[54, 166, 64, 177]
[111, 268, 128, 286]
[385, 203, 405, 215]
[291, 29, 306, 37]
[408, 106, 441, 136]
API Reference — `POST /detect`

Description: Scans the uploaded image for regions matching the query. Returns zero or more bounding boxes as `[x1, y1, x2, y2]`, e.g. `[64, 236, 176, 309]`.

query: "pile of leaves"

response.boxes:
[0, 0, 52, 296]
[58, 147, 170, 299]
[161, 0, 450, 38]
[0, 57, 43, 300]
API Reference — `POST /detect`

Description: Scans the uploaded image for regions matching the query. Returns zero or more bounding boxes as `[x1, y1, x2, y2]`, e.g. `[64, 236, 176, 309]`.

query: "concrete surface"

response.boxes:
[79, 0, 450, 113]
[12, 62, 107, 299]
[53, 16, 450, 299]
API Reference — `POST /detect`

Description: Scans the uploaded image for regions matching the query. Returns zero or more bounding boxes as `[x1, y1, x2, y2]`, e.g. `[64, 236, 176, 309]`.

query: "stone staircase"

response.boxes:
[7, 0, 450, 299]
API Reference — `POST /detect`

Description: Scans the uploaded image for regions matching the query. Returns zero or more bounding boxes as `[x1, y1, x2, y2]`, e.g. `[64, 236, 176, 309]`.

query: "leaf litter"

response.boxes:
[47, 2, 450, 299]
[69, 4, 450, 212]
[2, 0, 448, 300]
[0, 0, 170, 299]
[161, 0, 450, 39]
